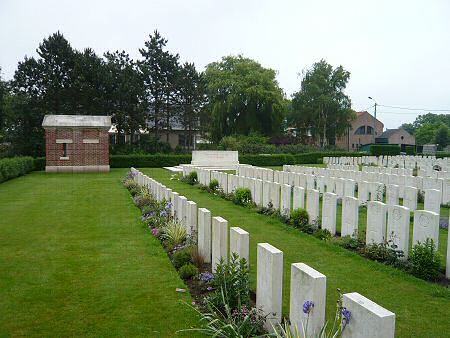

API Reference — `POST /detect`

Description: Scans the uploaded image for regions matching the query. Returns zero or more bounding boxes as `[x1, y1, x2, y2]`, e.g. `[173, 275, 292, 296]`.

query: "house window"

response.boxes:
[352, 143, 354, 148]
[354, 126, 365, 135]
[401, 136, 404, 140]
[367, 126, 374, 135]
[63, 143, 68, 157]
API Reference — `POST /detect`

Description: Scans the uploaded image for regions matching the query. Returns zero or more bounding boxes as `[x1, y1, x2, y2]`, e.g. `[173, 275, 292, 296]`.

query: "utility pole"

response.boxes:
[368, 96, 378, 143]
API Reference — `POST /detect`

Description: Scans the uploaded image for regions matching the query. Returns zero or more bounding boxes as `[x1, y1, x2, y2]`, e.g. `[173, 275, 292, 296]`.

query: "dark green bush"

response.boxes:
[208, 253, 250, 312]
[290, 208, 309, 228]
[333, 235, 364, 251]
[408, 239, 441, 281]
[370, 145, 400, 156]
[360, 242, 403, 264]
[172, 247, 193, 269]
[181, 171, 198, 185]
[178, 263, 199, 280]
[314, 228, 332, 241]
[405, 145, 416, 155]
[209, 179, 219, 191]
[232, 188, 253, 206]
[0, 157, 35, 183]
[33, 157, 46, 171]
[110, 154, 192, 168]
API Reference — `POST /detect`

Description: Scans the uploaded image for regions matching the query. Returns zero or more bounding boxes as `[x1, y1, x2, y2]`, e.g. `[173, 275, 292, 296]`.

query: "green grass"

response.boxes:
[0, 170, 198, 337]
[143, 168, 450, 338]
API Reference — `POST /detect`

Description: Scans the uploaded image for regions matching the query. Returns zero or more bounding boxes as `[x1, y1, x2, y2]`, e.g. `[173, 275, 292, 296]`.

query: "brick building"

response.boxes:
[42, 115, 112, 172]
[335, 111, 384, 151]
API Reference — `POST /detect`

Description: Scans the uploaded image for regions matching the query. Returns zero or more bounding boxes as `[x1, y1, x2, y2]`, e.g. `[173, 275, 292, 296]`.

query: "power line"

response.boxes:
[376, 110, 422, 115]
[378, 104, 450, 112]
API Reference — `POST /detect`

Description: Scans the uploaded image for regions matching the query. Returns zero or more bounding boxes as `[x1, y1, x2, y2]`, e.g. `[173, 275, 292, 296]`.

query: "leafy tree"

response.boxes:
[0, 68, 6, 141]
[176, 62, 207, 149]
[290, 59, 353, 147]
[204, 55, 285, 142]
[434, 124, 449, 149]
[104, 51, 145, 137]
[139, 31, 179, 140]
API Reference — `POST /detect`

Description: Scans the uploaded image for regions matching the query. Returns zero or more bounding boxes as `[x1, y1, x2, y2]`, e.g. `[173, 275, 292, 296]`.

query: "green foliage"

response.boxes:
[332, 235, 364, 251]
[178, 263, 198, 280]
[208, 253, 250, 312]
[290, 59, 353, 147]
[403, 113, 450, 145]
[360, 242, 404, 265]
[182, 171, 198, 185]
[290, 208, 309, 228]
[314, 228, 332, 241]
[110, 154, 192, 168]
[161, 220, 187, 246]
[33, 157, 46, 171]
[172, 247, 193, 269]
[434, 124, 449, 149]
[0, 157, 34, 183]
[370, 144, 400, 156]
[208, 179, 219, 191]
[408, 239, 441, 281]
[405, 145, 416, 155]
[232, 188, 253, 206]
[205, 55, 286, 142]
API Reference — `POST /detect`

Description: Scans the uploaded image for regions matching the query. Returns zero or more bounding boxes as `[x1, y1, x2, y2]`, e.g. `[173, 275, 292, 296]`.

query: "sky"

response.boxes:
[1, 0, 450, 129]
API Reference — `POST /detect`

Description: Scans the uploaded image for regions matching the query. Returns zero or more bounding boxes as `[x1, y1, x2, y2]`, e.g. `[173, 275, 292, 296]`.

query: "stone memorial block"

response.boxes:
[230, 227, 250, 264]
[316, 176, 325, 193]
[257, 243, 283, 331]
[254, 179, 263, 207]
[263, 180, 271, 208]
[281, 184, 293, 217]
[322, 192, 337, 235]
[342, 196, 359, 237]
[403, 186, 418, 211]
[185, 201, 198, 235]
[326, 177, 336, 193]
[270, 182, 281, 209]
[290, 263, 326, 336]
[412, 210, 439, 248]
[299, 174, 307, 189]
[424, 189, 441, 214]
[293, 186, 305, 210]
[357, 181, 369, 205]
[366, 201, 387, 244]
[306, 175, 315, 191]
[191, 150, 238, 168]
[198, 208, 212, 263]
[341, 293, 395, 338]
[178, 196, 188, 224]
[307, 189, 320, 223]
[369, 182, 384, 202]
[386, 184, 399, 206]
[344, 179, 355, 197]
[165, 187, 172, 202]
[171, 192, 179, 217]
[212, 216, 228, 271]
[387, 205, 410, 258]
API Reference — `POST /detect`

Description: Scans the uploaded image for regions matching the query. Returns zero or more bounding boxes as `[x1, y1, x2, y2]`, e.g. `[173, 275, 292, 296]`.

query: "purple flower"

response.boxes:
[303, 300, 314, 314]
[439, 218, 448, 230]
[199, 272, 214, 282]
[166, 202, 173, 210]
[151, 228, 160, 237]
[206, 286, 213, 291]
[160, 210, 168, 217]
[342, 308, 351, 325]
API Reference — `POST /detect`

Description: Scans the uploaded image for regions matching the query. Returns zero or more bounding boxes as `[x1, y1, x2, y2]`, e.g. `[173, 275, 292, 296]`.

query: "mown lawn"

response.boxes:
[144, 168, 450, 338]
[0, 170, 198, 337]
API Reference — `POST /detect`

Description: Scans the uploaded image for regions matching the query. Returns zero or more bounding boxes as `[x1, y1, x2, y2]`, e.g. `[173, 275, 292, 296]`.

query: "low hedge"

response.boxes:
[0, 157, 35, 183]
[110, 154, 192, 168]
[370, 145, 400, 156]
[34, 157, 46, 171]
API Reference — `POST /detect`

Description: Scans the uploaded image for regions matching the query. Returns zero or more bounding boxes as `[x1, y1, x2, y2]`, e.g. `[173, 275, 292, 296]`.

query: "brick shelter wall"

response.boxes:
[45, 128, 110, 167]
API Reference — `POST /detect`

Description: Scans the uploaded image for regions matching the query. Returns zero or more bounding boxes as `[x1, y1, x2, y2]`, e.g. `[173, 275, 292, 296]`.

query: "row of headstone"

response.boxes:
[133, 167, 397, 337]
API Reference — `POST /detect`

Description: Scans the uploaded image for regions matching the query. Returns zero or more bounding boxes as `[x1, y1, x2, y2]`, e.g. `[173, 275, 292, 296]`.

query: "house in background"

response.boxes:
[375, 128, 415, 150]
[42, 115, 111, 172]
[335, 111, 384, 151]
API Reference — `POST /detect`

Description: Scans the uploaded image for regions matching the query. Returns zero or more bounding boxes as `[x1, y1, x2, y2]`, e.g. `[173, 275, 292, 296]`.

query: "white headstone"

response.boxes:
[306, 189, 320, 224]
[322, 192, 337, 235]
[344, 179, 356, 197]
[185, 201, 198, 235]
[270, 182, 281, 210]
[281, 184, 292, 217]
[412, 210, 439, 248]
[290, 263, 326, 336]
[257, 243, 283, 331]
[403, 186, 418, 211]
[386, 184, 399, 206]
[366, 201, 387, 244]
[424, 189, 441, 215]
[198, 208, 212, 263]
[341, 292, 395, 338]
[387, 205, 410, 258]
[342, 196, 359, 238]
[230, 227, 249, 264]
[293, 186, 305, 210]
[212, 216, 228, 271]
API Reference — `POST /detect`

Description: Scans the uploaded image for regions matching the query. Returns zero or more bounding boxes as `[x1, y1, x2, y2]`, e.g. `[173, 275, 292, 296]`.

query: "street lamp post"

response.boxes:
[368, 96, 378, 143]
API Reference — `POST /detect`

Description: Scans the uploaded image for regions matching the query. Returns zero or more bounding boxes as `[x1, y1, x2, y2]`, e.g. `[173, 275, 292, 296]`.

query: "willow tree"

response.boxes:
[204, 55, 285, 143]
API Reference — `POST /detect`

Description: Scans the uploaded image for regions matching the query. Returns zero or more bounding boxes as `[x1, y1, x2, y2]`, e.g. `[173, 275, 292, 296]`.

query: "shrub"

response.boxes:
[360, 242, 403, 265]
[190, 246, 205, 269]
[33, 157, 46, 171]
[333, 235, 364, 251]
[178, 263, 199, 280]
[209, 179, 219, 191]
[408, 239, 441, 281]
[185, 171, 198, 185]
[208, 253, 250, 313]
[232, 187, 252, 206]
[405, 145, 416, 155]
[161, 220, 187, 247]
[0, 157, 35, 183]
[314, 228, 332, 241]
[370, 144, 400, 156]
[172, 247, 193, 269]
[290, 208, 309, 228]
[110, 154, 192, 168]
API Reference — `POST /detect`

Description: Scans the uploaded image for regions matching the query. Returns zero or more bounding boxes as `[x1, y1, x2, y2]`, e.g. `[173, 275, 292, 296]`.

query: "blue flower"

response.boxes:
[303, 300, 314, 314]
[342, 308, 351, 325]
[199, 272, 214, 282]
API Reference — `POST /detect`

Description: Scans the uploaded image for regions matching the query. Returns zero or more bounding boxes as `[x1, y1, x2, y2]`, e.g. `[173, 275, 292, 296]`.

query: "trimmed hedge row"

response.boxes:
[34, 157, 46, 171]
[370, 144, 400, 156]
[0, 157, 35, 183]
[109, 152, 363, 168]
